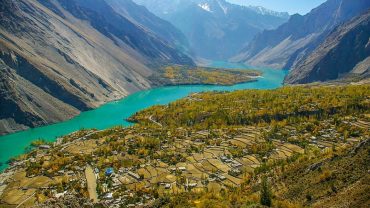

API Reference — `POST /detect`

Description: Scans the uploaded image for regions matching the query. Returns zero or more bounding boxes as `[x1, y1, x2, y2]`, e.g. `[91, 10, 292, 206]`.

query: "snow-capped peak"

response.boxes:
[248, 6, 289, 18]
[198, 3, 212, 12]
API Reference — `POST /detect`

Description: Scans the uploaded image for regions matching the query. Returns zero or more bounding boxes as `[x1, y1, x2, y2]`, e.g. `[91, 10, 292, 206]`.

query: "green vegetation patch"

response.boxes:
[131, 85, 370, 129]
[151, 65, 261, 86]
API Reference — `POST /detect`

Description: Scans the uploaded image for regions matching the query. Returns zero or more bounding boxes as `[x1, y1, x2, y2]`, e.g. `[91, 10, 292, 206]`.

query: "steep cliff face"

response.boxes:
[0, 55, 80, 134]
[284, 10, 370, 84]
[105, 0, 191, 55]
[0, 0, 193, 135]
[233, 0, 370, 69]
[50, 0, 194, 66]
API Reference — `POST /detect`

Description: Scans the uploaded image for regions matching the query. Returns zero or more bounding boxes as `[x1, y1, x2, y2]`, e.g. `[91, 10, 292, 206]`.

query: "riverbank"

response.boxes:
[0, 65, 262, 137]
[0, 62, 288, 172]
[0, 84, 368, 207]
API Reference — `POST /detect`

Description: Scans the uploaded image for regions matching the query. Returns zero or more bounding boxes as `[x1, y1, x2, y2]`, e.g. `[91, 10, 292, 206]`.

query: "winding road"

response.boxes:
[149, 115, 163, 127]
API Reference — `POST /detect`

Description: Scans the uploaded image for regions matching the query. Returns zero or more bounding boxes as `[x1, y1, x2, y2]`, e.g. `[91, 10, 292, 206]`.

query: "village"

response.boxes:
[0, 112, 368, 207]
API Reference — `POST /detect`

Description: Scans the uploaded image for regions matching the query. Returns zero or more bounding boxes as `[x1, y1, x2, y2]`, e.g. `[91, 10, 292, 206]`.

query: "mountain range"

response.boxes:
[134, 0, 289, 60]
[1, 0, 369, 135]
[233, 0, 370, 79]
[285, 9, 370, 84]
[0, 1, 369, 206]
[0, 0, 193, 135]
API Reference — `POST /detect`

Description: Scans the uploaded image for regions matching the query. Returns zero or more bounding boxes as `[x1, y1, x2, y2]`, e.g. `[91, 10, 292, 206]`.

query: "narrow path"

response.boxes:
[16, 192, 35, 208]
[85, 165, 98, 203]
[149, 115, 163, 127]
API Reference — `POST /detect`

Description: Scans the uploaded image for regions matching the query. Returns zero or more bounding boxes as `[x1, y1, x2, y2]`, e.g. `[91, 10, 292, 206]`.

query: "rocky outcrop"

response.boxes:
[284, 10, 370, 84]
[233, 0, 370, 69]
[0, 0, 193, 135]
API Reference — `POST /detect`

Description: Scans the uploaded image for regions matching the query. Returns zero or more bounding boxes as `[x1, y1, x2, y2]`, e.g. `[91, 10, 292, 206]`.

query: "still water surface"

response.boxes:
[0, 62, 288, 171]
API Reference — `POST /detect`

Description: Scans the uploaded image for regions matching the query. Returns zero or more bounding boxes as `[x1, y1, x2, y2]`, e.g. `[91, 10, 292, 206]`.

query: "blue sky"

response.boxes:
[227, 0, 327, 15]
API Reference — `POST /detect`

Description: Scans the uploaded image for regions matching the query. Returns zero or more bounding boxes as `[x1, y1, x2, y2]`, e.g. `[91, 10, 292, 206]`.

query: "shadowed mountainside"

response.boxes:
[285, 9, 370, 84]
[233, 0, 370, 70]
[0, 0, 194, 135]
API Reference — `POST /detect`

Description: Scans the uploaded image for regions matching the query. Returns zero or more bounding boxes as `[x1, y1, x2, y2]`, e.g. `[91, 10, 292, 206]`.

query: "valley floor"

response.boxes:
[0, 65, 260, 136]
[0, 84, 369, 207]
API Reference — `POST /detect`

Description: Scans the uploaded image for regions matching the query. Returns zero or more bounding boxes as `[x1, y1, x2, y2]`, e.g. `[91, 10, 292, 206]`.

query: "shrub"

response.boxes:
[319, 170, 332, 182]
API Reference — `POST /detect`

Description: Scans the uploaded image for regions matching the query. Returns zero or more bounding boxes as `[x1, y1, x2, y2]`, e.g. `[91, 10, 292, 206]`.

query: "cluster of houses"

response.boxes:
[89, 166, 155, 207]
[2, 115, 366, 207]
[90, 151, 246, 205]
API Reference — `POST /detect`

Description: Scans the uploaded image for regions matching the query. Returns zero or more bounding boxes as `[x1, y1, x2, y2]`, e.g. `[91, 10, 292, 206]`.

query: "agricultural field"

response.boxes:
[0, 85, 369, 207]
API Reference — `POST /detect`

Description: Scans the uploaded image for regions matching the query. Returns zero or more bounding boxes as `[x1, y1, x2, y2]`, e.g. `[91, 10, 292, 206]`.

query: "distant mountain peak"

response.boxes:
[134, 0, 289, 60]
[247, 5, 289, 18]
[198, 3, 212, 12]
[234, 0, 370, 70]
[197, 0, 228, 14]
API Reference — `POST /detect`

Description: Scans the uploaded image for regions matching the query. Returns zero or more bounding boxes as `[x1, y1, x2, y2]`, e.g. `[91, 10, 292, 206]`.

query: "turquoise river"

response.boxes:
[0, 62, 288, 172]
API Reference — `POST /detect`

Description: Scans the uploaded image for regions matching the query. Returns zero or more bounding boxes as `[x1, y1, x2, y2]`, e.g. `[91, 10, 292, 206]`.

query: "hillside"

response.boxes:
[233, 0, 370, 70]
[134, 0, 289, 60]
[105, 0, 190, 53]
[0, 0, 194, 135]
[0, 84, 368, 207]
[284, 10, 370, 84]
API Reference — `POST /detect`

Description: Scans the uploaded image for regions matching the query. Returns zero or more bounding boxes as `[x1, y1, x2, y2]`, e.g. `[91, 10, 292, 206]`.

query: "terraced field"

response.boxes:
[0, 84, 368, 207]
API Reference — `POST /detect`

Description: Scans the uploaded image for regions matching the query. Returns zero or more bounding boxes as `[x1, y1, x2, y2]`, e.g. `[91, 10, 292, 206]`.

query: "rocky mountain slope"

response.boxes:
[134, 0, 289, 60]
[285, 10, 370, 84]
[0, 0, 193, 135]
[101, 0, 191, 56]
[233, 0, 370, 70]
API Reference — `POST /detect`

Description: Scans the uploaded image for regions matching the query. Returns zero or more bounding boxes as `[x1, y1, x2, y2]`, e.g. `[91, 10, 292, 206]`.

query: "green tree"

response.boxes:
[260, 176, 272, 207]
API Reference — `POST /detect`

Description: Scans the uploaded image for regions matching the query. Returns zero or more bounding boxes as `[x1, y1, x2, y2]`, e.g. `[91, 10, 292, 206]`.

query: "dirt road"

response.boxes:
[85, 165, 98, 203]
